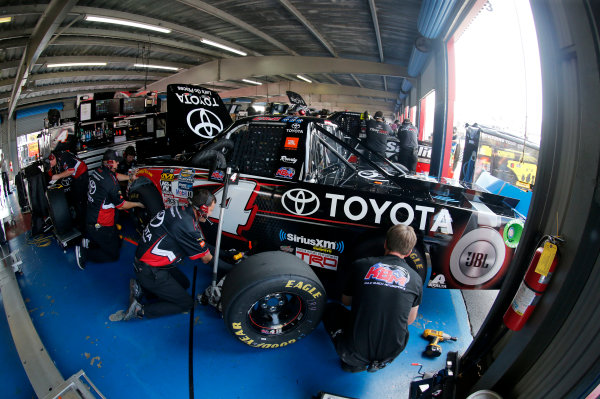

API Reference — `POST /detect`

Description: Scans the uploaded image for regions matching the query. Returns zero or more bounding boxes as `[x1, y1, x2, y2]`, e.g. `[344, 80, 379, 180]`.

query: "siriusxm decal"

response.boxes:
[279, 230, 344, 253]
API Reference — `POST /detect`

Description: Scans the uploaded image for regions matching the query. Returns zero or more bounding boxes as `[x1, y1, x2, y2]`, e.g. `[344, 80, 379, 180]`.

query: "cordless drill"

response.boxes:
[423, 329, 457, 357]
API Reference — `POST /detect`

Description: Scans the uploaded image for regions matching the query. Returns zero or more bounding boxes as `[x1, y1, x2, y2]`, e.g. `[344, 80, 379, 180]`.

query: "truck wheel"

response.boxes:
[406, 246, 427, 285]
[128, 177, 164, 223]
[221, 251, 327, 349]
[46, 185, 73, 235]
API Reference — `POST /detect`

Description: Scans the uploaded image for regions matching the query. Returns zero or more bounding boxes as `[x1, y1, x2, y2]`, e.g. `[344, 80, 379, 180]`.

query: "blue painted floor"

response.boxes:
[1, 211, 473, 399]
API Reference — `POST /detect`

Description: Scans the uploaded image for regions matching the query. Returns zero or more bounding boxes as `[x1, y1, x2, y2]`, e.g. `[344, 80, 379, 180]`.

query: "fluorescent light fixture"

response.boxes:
[242, 79, 262, 85]
[201, 39, 247, 56]
[296, 74, 312, 83]
[134, 64, 179, 71]
[85, 15, 171, 34]
[0, 17, 12, 24]
[47, 62, 107, 67]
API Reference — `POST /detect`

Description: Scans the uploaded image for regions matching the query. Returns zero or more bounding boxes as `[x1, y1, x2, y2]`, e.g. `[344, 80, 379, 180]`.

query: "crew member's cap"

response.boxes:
[124, 146, 136, 156]
[403, 118, 411, 123]
[102, 149, 118, 162]
[374, 111, 383, 118]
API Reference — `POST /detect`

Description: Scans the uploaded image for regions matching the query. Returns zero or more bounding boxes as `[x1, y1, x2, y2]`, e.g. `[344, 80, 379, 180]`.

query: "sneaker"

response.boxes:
[123, 299, 143, 321]
[129, 279, 143, 303]
[75, 245, 86, 270]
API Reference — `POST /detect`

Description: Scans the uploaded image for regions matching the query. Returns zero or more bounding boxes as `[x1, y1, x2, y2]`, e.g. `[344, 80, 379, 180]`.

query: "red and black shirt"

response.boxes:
[54, 151, 88, 179]
[136, 206, 210, 267]
[86, 166, 125, 227]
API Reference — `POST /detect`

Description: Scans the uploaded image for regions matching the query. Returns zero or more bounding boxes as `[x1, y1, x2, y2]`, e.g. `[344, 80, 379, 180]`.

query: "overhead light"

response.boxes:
[201, 39, 247, 56]
[242, 79, 262, 85]
[134, 64, 179, 71]
[47, 62, 107, 67]
[0, 17, 12, 24]
[296, 74, 312, 83]
[85, 15, 171, 34]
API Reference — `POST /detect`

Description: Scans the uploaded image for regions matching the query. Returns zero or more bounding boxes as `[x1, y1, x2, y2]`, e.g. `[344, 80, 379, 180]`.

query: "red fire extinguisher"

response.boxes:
[503, 236, 561, 331]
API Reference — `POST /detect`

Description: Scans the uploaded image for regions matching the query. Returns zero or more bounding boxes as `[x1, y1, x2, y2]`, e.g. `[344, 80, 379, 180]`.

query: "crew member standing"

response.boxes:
[397, 119, 419, 173]
[48, 150, 89, 230]
[75, 150, 143, 269]
[1, 153, 10, 196]
[122, 189, 217, 321]
[365, 111, 393, 162]
[322, 224, 422, 373]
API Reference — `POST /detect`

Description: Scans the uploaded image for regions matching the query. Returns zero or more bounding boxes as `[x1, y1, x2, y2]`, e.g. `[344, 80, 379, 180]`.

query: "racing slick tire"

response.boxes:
[221, 251, 327, 349]
[46, 185, 73, 235]
[128, 177, 165, 226]
[189, 149, 227, 169]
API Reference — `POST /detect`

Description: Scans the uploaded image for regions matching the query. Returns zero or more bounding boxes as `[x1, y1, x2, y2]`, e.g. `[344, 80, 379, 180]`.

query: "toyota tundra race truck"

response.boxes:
[128, 85, 525, 349]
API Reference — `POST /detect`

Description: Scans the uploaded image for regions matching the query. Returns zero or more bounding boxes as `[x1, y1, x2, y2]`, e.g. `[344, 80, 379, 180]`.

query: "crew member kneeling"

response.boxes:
[323, 224, 422, 373]
[75, 150, 143, 269]
[123, 189, 217, 321]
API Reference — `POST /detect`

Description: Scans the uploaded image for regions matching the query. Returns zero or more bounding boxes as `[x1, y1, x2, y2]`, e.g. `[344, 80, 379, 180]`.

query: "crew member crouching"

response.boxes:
[75, 150, 143, 269]
[123, 189, 217, 321]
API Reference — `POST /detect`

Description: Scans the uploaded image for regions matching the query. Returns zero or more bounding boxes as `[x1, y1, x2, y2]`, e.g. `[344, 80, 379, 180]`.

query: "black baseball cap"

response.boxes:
[102, 149, 118, 161]
[374, 111, 383, 118]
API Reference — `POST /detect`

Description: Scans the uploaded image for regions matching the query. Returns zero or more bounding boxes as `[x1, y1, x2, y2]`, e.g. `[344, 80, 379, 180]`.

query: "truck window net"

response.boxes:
[230, 124, 285, 177]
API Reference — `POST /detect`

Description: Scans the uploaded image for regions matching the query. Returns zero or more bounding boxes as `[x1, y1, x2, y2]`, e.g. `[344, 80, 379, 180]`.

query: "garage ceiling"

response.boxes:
[0, 0, 425, 116]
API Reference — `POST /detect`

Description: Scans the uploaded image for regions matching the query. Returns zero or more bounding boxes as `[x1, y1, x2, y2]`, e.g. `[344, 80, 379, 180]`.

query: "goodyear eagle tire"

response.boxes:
[221, 251, 326, 349]
[128, 177, 164, 222]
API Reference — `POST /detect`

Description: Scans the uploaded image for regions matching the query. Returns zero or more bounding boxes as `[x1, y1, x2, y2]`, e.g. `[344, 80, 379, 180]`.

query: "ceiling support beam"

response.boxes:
[175, 0, 296, 55]
[145, 56, 410, 92]
[278, 0, 337, 57]
[8, 0, 77, 118]
[72, 5, 257, 57]
[217, 81, 396, 100]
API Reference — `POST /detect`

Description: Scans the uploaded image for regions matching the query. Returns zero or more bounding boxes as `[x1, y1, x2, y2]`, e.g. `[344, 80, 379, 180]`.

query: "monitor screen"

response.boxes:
[96, 99, 121, 117]
[122, 97, 146, 114]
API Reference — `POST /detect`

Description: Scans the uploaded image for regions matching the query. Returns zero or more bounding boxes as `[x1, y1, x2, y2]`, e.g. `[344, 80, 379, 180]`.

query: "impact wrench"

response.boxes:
[423, 329, 457, 357]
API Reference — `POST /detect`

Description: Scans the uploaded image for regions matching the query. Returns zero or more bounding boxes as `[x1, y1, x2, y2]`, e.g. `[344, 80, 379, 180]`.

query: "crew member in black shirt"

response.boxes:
[365, 111, 393, 162]
[116, 145, 137, 175]
[323, 224, 422, 372]
[75, 150, 143, 269]
[48, 150, 89, 231]
[397, 119, 419, 173]
[122, 189, 217, 320]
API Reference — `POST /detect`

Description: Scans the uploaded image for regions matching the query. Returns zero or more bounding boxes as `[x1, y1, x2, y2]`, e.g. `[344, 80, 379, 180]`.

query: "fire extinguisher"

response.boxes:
[503, 236, 561, 331]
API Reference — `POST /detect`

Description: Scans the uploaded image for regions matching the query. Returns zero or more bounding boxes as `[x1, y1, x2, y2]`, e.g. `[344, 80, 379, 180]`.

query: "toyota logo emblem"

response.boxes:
[291, 123, 301, 129]
[88, 180, 96, 195]
[281, 188, 320, 216]
[187, 108, 224, 138]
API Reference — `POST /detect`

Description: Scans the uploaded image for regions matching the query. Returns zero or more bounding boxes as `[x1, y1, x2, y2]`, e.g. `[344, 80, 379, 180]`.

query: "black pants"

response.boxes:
[399, 147, 418, 173]
[2, 171, 9, 195]
[134, 261, 194, 318]
[85, 224, 121, 263]
[66, 172, 88, 232]
[322, 302, 399, 371]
